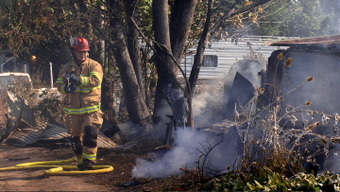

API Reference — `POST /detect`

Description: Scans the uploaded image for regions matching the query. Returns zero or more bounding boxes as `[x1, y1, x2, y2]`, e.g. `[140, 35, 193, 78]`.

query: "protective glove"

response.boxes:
[63, 73, 72, 85]
[69, 74, 81, 86]
[64, 84, 76, 94]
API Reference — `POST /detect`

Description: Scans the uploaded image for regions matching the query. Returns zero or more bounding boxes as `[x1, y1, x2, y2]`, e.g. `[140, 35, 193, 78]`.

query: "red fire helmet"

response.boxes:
[70, 37, 90, 51]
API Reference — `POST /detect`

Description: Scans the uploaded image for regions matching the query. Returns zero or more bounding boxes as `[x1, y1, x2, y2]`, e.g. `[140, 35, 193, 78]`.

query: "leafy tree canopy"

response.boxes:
[253, 0, 339, 37]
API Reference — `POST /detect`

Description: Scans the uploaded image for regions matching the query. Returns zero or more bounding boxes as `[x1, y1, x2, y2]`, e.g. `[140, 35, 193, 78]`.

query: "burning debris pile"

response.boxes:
[132, 59, 266, 179]
[132, 36, 340, 179]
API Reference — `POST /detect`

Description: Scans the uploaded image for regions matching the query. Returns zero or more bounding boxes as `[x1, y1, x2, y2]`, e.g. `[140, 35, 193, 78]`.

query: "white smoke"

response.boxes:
[132, 128, 207, 178]
[132, 127, 241, 178]
[192, 91, 224, 127]
[191, 59, 265, 127]
[131, 59, 264, 179]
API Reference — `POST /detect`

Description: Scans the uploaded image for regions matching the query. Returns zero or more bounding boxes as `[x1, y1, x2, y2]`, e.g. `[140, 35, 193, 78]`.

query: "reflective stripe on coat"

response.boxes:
[55, 58, 103, 115]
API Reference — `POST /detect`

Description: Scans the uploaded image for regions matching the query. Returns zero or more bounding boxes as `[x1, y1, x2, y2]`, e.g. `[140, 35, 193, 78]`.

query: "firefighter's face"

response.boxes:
[74, 50, 88, 62]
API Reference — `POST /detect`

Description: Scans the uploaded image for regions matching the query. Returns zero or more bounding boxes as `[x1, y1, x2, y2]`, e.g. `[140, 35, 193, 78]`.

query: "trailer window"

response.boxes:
[193, 55, 218, 67]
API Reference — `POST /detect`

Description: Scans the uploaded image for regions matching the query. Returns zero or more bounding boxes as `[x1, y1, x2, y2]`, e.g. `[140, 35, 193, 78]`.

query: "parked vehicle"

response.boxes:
[0, 72, 61, 102]
[0, 72, 32, 90]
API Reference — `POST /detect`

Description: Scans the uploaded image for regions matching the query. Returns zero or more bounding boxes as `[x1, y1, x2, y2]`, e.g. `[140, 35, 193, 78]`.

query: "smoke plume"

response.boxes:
[132, 126, 242, 178]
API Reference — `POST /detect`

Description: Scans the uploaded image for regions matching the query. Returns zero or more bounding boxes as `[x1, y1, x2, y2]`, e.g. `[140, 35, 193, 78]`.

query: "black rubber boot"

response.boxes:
[78, 159, 95, 171]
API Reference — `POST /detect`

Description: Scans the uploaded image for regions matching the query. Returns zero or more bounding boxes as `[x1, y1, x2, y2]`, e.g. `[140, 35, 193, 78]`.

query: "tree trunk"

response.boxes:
[169, 0, 197, 127]
[108, 0, 151, 130]
[152, 0, 197, 128]
[170, 0, 197, 60]
[188, 0, 214, 92]
[124, 0, 146, 101]
[152, 0, 174, 122]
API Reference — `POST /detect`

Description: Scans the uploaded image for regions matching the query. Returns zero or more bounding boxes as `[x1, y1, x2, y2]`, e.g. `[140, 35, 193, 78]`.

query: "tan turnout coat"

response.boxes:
[56, 58, 103, 115]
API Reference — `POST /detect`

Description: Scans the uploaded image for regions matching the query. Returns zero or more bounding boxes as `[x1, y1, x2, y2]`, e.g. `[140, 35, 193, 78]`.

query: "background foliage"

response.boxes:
[0, 0, 338, 86]
[0, 0, 340, 190]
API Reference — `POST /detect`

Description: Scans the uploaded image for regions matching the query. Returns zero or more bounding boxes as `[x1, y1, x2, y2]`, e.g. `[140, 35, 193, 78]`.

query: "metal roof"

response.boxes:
[265, 35, 340, 46]
[4, 123, 118, 148]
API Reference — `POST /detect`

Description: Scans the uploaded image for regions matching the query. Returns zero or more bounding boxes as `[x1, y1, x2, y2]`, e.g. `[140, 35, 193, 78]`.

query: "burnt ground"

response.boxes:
[0, 139, 202, 191]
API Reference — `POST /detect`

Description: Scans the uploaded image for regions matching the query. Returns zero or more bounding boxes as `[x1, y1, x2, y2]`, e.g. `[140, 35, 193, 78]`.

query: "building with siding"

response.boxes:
[179, 36, 291, 79]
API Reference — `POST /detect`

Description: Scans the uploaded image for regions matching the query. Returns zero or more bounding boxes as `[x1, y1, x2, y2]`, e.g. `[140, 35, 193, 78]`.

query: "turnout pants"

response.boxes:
[65, 110, 103, 162]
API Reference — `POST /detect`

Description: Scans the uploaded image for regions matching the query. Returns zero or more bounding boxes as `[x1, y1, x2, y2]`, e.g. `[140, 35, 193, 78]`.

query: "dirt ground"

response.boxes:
[0, 139, 198, 191]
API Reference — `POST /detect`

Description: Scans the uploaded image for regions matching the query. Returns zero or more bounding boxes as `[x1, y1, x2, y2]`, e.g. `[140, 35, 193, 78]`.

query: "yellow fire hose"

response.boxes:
[0, 157, 114, 176]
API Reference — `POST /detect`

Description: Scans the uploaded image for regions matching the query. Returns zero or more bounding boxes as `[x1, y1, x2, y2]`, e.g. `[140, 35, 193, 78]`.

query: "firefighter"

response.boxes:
[56, 37, 103, 170]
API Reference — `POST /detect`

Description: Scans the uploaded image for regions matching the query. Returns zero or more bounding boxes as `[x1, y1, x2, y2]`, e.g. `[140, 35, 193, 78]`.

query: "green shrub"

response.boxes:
[206, 169, 340, 191]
